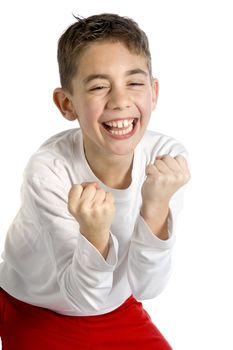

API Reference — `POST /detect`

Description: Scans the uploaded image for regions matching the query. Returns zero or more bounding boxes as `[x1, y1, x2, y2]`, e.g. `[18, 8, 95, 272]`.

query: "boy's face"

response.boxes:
[67, 41, 158, 158]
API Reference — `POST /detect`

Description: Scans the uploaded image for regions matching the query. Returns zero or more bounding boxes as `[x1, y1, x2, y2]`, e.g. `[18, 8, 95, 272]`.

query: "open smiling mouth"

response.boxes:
[102, 118, 138, 136]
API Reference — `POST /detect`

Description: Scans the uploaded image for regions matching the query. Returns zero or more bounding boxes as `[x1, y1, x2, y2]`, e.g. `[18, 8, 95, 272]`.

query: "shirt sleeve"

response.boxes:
[5, 158, 119, 314]
[127, 147, 189, 300]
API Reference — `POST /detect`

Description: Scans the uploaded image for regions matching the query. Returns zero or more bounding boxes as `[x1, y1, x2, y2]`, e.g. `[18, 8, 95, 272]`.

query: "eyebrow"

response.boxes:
[83, 68, 148, 84]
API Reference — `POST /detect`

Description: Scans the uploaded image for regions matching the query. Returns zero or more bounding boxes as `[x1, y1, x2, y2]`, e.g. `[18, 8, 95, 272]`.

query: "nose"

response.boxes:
[106, 86, 132, 110]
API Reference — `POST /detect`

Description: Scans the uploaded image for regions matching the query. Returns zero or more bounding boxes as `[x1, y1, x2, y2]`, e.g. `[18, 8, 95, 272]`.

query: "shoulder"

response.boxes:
[140, 130, 188, 162]
[23, 128, 81, 181]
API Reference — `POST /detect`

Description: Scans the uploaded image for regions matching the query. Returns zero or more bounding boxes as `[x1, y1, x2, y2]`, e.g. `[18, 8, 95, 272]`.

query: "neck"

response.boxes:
[84, 145, 134, 190]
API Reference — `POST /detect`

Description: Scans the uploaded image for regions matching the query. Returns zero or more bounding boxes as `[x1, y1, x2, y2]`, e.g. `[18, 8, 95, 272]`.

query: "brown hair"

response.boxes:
[57, 13, 152, 93]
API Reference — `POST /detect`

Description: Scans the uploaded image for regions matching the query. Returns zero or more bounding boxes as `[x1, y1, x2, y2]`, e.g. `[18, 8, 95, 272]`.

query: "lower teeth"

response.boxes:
[109, 125, 133, 135]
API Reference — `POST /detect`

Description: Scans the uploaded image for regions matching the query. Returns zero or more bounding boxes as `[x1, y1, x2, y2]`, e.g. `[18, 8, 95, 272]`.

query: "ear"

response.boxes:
[151, 78, 159, 111]
[53, 88, 77, 121]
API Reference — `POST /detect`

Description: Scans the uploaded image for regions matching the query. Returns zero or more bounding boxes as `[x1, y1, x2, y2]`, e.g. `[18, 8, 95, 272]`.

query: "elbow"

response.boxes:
[128, 270, 172, 301]
[59, 266, 113, 315]
[132, 283, 167, 301]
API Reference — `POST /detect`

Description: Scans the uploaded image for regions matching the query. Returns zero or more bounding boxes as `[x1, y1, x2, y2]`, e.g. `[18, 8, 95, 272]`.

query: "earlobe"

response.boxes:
[53, 88, 77, 121]
[151, 78, 159, 110]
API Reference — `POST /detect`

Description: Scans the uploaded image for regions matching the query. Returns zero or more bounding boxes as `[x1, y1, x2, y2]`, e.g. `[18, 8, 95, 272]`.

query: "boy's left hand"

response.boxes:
[140, 155, 190, 238]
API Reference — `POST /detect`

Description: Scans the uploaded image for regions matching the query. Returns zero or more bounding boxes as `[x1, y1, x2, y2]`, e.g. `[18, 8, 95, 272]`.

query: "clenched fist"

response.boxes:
[141, 155, 190, 239]
[68, 182, 115, 257]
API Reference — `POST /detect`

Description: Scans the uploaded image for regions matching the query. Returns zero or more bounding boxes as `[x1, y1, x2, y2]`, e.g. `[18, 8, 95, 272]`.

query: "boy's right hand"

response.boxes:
[68, 182, 115, 257]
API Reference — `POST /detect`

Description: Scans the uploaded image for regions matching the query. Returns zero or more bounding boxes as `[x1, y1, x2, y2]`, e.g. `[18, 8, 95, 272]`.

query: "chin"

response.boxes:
[108, 142, 138, 157]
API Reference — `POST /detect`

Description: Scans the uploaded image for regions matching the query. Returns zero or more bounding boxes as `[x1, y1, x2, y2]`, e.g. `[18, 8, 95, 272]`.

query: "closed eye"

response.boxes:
[89, 86, 108, 91]
[129, 82, 145, 86]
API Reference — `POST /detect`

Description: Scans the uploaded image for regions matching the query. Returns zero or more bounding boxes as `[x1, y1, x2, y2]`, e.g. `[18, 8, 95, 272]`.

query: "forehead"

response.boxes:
[77, 41, 149, 77]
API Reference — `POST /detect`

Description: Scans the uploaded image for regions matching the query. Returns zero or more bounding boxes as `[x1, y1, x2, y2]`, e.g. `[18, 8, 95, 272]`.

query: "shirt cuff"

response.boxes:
[76, 232, 119, 271]
[133, 213, 176, 250]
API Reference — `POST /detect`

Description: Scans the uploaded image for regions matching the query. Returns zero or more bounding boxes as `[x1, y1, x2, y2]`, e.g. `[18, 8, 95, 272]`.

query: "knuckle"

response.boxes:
[105, 201, 116, 214]
[98, 188, 106, 197]
[175, 155, 184, 161]
[155, 173, 166, 185]
[72, 184, 82, 192]
[155, 159, 162, 165]
[91, 208, 102, 218]
[107, 192, 115, 202]
[146, 164, 156, 174]
[78, 203, 89, 215]
[163, 155, 172, 161]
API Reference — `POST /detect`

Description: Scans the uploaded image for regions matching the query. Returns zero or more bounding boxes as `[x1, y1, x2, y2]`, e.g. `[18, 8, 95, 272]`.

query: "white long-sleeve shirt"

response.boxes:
[0, 128, 187, 316]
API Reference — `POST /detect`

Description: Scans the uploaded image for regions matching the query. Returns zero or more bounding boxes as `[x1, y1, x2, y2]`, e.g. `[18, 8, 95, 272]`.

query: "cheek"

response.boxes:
[137, 93, 153, 117]
[82, 97, 104, 122]
[76, 106, 96, 129]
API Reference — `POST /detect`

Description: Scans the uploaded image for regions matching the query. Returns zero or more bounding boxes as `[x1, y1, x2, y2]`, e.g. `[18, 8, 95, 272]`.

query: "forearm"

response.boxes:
[58, 232, 118, 313]
[127, 215, 175, 300]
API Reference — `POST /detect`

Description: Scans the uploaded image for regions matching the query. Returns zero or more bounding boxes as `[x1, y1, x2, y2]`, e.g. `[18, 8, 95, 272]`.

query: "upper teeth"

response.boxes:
[104, 119, 134, 128]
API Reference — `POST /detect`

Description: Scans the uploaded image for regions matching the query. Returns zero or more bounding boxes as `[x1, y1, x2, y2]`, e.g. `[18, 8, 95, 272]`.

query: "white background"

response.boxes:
[0, 1, 233, 349]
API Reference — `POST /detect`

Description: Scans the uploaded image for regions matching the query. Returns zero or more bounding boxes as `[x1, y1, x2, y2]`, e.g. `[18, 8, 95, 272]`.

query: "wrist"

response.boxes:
[80, 227, 110, 259]
[141, 200, 169, 218]
[140, 202, 170, 240]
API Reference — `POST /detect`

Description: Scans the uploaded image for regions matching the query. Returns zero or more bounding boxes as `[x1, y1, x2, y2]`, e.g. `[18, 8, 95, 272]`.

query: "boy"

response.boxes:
[0, 13, 190, 349]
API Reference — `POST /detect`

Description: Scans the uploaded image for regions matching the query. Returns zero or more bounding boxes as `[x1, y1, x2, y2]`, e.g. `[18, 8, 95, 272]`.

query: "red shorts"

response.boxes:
[0, 288, 172, 349]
